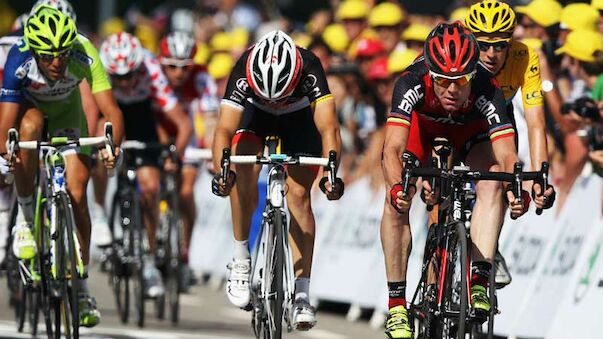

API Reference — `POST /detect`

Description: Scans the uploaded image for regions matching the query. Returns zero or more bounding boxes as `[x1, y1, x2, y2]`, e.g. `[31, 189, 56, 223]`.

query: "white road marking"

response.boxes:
[0, 321, 247, 339]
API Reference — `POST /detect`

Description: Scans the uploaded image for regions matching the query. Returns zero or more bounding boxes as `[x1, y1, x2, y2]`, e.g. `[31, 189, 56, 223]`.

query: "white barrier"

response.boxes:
[188, 169, 602, 337]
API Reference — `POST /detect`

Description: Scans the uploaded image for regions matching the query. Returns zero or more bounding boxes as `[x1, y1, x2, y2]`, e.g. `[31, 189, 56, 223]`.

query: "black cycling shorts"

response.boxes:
[233, 105, 322, 156]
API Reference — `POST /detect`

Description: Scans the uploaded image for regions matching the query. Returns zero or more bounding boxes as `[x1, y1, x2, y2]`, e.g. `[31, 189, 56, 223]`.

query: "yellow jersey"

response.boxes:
[494, 39, 544, 109]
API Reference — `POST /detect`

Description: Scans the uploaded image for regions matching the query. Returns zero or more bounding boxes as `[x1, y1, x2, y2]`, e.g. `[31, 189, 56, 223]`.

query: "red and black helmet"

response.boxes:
[424, 21, 479, 77]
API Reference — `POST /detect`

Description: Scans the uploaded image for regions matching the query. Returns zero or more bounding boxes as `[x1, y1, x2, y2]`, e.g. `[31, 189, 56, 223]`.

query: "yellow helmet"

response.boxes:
[465, 0, 516, 36]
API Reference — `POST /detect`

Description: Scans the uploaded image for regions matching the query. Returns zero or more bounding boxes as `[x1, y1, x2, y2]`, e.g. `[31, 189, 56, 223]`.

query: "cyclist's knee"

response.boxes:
[19, 110, 44, 139]
[179, 184, 194, 201]
[140, 179, 160, 199]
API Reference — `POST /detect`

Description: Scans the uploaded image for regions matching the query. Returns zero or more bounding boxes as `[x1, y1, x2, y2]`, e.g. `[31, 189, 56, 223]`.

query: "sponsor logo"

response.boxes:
[14, 60, 31, 79]
[302, 74, 320, 93]
[476, 95, 500, 124]
[525, 90, 542, 102]
[72, 50, 93, 65]
[397, 84, 423, 114]
[236, 78, 249, 92]
[0, 88, 20, 97]
[530, 65, 538, 73]
[453, 200, 462, 220]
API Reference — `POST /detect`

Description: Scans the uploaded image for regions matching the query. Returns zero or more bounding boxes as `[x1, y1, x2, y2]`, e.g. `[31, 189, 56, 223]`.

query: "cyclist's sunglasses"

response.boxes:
[35, 49, 72, 62]
[165, 64, 193, 71]
[430, 70, 476, 87]
[161, 58, 194, 70]
[478, 41, 509, 52]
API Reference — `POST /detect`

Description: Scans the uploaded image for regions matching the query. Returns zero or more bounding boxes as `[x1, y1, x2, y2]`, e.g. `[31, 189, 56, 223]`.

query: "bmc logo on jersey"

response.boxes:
[476, 95, 500, 124]
[397, 84, 423, 114]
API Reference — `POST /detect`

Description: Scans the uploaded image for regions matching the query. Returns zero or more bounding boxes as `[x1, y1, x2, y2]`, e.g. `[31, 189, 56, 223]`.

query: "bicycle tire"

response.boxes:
[28, 287, 40, 336]
[268, 210, 285, 339]
[50, 196, 68, 339]
[15, 278, 26, 333]
[109, 193, 130, 324]
[410, 224, 441, 339]
[443, 221, 468, 339]
[60, 192, 80, 339]
[39, 198, 55, 338]
[167, 190, 182, 325]
[130, 193, 145, 328]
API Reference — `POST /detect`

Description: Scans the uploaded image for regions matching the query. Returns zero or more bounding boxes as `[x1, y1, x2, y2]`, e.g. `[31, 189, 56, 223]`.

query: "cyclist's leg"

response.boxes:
[179, 164, 197, 262]
[381, 112, 429, 339]
[11, 103, 43, 260]
[64, 154, 92, 263]
[463, 136, 502, 314]
[225, 133, 262, 307]
[136, 165, 161, 254]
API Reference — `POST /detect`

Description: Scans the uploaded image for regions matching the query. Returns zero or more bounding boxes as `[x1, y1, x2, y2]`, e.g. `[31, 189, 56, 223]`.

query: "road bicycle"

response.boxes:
[402, 139, 549, 339]
[218, 138, 340, 339]
[6, 123, 115, 339]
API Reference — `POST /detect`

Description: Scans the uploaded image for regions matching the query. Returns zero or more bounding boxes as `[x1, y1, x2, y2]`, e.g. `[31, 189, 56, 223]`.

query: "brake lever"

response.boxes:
[511, 162, 523, 220]
[104, 122, 117, 177]
[4, 128, 19, 184]
[221, 148, 231, 184]
[535, 162, 549, 215]
[426, 157, 438, 212]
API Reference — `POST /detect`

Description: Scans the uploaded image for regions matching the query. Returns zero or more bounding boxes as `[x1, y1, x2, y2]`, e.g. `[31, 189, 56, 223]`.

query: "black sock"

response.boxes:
[471, 261, 492, 287]
[388, 281, 406, 309]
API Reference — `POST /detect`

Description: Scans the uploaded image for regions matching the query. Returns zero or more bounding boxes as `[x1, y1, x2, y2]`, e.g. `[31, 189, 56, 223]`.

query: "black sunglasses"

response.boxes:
[478, 41, 509, 52]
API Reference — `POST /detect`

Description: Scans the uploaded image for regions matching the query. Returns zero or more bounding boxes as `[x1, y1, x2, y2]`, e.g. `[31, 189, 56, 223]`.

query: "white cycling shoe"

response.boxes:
[292, 299, 317, 331]
[12, 223, 37, 260]
[226, 258, 251, 308]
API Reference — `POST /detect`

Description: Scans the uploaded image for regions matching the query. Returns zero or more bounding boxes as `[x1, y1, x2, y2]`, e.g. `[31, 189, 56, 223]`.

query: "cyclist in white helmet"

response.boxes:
[212, 30, 343, 330]
[156, 31, 219, 291]
[99, 32, 193, 299]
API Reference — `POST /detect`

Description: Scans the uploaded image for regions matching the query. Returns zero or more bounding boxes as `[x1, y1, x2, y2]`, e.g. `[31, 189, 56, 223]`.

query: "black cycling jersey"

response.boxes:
[222, 47, 333, 115]
[387, 58, 515, 142]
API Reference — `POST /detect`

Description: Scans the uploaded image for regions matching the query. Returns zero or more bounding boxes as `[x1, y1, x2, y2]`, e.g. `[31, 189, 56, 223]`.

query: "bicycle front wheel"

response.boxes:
[266, 210, 285, 339]
[108, 193, 130, 324]
[442, 221, 468, 339]
[59, 192, 80, 339]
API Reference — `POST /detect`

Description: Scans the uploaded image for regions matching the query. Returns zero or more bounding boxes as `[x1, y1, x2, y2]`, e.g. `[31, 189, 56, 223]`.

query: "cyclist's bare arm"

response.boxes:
[80, 80, 99, 137]
[491, 135, 518, 175]
[162, 102, 193, 158]
[524, 105, 548, 169]
[212, 103, 243, 172]
[312, 97, 341, 165]
[93, 89, 124, 145]
[0, 102, 20, 153]
[382, 124, 410, 188]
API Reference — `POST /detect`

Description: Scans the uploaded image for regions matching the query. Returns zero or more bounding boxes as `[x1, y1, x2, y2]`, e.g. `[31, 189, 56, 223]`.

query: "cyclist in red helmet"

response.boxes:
[380, 22, 527, 339]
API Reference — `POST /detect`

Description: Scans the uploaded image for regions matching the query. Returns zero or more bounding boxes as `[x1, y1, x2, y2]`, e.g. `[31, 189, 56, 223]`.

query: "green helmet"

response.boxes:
[24, 4, 77, 54]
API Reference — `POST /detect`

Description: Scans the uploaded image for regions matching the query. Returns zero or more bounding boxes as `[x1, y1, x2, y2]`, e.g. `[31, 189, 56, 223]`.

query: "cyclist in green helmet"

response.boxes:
[0, 5, 125, 328]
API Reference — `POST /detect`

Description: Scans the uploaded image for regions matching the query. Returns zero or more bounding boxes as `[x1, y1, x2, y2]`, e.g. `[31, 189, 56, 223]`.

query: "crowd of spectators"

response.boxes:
[2, 0, 603, 212]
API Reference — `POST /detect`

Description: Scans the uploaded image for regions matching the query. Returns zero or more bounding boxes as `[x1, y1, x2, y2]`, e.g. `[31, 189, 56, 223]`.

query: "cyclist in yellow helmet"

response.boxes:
[465, 0, 555, 309]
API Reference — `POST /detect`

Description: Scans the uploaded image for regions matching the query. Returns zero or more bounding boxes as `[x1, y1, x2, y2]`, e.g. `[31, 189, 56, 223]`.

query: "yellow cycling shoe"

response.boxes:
[385, 305, 412, 339]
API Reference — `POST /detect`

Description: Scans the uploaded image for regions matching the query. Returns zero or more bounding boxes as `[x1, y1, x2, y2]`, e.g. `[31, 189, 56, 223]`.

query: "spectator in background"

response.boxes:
[207, 52, 234, 98]
[321, 23, 350, 59]
[336, 0, 370, 43]
[558, 3, 599, 44]
[353, 37, 386, 81]
[368, 2, 407, 54]
[593, 0, 603, 34]
[308, 36, 333, 73]
[554, 29, 603, 208]
[401, 23, 431, 53]
[212, 0, 261, 32]
[514, 0, 562, 65]
[449, 6, 470, 22]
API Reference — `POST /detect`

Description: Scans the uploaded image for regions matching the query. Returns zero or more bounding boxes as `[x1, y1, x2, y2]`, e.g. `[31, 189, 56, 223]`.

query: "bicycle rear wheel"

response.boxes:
[442, 221, 468, 339]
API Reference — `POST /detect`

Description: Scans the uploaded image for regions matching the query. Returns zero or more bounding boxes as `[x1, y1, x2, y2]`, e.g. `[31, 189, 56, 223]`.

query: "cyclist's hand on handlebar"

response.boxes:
[506, 189, 531, 219]
[420, 180, 439, 205]
[0, 154, 15, 175]
[319, 176, 344, 200]
[164, 156, 179, 173]
[390, 182, 415, 213]
[212, 170, 236, 197]
[100, 146, 121, 169]
[532, 183, 555, 210]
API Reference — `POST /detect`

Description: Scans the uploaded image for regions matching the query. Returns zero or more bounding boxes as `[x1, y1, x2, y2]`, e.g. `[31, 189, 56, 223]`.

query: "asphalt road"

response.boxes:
[0, 262, 384, 339]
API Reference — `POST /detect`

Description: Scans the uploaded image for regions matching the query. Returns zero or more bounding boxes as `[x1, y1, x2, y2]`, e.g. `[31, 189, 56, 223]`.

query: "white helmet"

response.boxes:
[159, 31, 197, 62]
[170, 8, 195, 34]
[31, 0, 76, 22]
[246, 30, 302, 101]
[99, 32, 144, 75]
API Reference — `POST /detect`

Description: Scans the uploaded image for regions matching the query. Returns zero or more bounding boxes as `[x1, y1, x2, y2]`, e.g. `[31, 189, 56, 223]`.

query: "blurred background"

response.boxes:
[0, 0, 602, 338]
